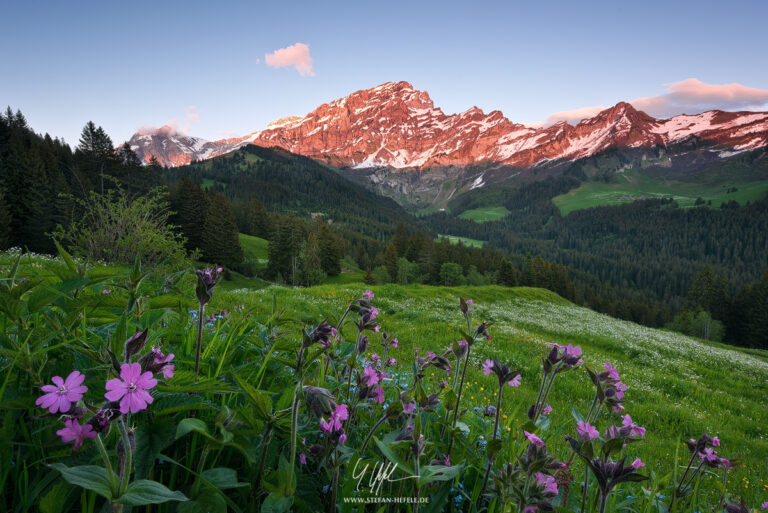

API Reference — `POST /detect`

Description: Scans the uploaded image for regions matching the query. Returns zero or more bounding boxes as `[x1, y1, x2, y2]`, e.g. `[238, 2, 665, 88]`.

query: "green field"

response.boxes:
[553, 171, 768, 215]
[238, 233, 269, 265]
[458, 205, 511, 222]
[215, 283, 768, 503]
[437, 233, 486, 247]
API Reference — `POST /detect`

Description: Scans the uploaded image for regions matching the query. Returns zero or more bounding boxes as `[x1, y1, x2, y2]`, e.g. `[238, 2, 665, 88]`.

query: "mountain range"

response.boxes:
[129, 81, 768, 169]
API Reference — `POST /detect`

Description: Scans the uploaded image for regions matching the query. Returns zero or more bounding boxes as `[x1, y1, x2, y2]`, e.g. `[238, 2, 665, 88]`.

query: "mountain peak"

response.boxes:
[130, 82, 768, 169]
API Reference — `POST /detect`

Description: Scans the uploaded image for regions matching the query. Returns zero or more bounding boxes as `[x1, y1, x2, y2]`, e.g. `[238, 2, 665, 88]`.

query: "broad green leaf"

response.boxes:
[418, 464, 464, 486]
[48, 464, 113, 499]
[261, 492, 293, 513]
[39, 481, 71, 513]
[176, 418, 213, 440]
[115, 479, 188, 505]
[178, 488, 227, 513]
[201, 467, 248, 490]
[134, 419, 176, 479]
[373, 438, 415, 476]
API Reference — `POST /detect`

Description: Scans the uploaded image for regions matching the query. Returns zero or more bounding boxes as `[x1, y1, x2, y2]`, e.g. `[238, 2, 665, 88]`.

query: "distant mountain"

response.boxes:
[130, 81, 768, 169]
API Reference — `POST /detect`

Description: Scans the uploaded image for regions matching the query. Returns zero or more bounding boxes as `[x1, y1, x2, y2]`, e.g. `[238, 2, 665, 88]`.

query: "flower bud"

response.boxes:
[124, 329, 148, 361]
[303, 386, 337, 418]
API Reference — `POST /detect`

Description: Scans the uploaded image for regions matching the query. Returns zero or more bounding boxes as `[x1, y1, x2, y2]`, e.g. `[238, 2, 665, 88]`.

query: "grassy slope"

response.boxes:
[553, 170, 768, 215]
[437, 234, 486, 248]
[458, 206, 511, 222]
[213, 283, 768, 501]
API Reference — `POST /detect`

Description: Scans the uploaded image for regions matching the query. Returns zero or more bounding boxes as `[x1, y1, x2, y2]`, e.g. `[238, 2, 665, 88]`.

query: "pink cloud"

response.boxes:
[541, 105, 607, 126]
[265, 43, 315, 77]
[538, 78, 768, 126]
[631, 78, 768, 118]
[135, 105, 200, 137]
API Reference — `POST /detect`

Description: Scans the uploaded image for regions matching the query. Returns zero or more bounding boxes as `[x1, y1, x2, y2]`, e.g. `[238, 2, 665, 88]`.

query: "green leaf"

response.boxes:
[373, 438, 415, 476]
[134, 419, 176, 480]
[201, 467, 248, 490]
[48, 464, 113, 499]
[418, 464, 465, 486]
[178, 488, 227, 513]
[39, 481, 71, 513]
[486, 438, 503, 461]
[176, 418, 214, 440]
[571, 406, 586, 424]
[261, 492, 293, 513]
[115, 479, 188, 505]
[601, 437, 626, 458]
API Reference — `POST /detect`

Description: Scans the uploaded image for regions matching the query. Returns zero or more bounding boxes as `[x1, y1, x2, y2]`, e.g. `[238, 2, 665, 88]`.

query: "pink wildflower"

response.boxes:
[36, 371, 88, 414]
[482, 359, 494, 376]
[507, 374, 522, 387]
[56, 418, 97, 451]
[104, 363, 157, 414]
[524, 431, 545, 447]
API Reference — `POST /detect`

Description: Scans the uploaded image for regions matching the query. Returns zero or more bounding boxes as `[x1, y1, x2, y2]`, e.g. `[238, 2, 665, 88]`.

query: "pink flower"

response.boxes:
[576, 421, 600, 441]
[507, 374, 522, 387]
[699, 448, 718, 462]
[373, 325, 380, 333]
[621, 415, 646, 437]
[155, 351, 175, 379]
[299, 453, 307, 465]
[631, 458, 645, 470]
[524, 431, 545, 447]
[320, 403, 349, 433]
[387, 357, 397, 367]
[104, 363, 157, 414]
[363, 366, 380, 386]
[482, 359, 494, 376]
[391, 338, 398, 348]
[403, 402, 416, 413]
[466, 299, 473, 305]
[102, 289, 112, 294]
[761, 501, 768, 510]
[604, 362, 620, 380]
[523, 507, 538, 513]
[339, 432, 347, 446]
[36, 371, 88, 414]
[457, 339, 467, 347]
[373, 384, 385, 404]
[370, 307, 379, 320]
[542, 404, 553, 415]
[363, 290, 374, 301]
[712, 436, 720, 447]
[535, 472, 558, 495]
[56, 418, 97, 451]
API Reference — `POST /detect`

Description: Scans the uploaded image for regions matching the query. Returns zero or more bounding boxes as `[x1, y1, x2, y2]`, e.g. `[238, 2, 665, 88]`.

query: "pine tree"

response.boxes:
[200, 190, 243, 267]
[392, 223, 408, 257]
[383, 243, 399, 282]
[301, 231, 326, 286]
[0, 190, 11, 249]
[318, 223, 342, 276]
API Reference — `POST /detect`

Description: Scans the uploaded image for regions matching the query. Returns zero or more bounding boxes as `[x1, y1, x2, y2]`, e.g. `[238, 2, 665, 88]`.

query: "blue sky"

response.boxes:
[2, 0, 768, 146]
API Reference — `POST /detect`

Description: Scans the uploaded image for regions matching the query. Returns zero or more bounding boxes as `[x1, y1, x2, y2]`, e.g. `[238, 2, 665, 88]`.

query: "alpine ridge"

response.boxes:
[129, 81, 768, 168]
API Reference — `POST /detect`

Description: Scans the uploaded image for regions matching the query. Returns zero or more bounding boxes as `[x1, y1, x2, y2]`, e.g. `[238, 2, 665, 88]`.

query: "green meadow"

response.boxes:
[458, 206, 511, 223]
[437, 234, 487, 248]
[552, 171, 768, 215]
[216, 282, 768, 504]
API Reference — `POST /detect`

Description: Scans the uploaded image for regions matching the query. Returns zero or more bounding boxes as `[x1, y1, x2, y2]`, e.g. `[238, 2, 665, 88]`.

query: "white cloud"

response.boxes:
[264, 43, 315, 77]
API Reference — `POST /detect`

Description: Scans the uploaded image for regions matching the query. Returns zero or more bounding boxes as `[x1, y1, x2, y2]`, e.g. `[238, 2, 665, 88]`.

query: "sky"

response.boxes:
[2, 0, 768, 147]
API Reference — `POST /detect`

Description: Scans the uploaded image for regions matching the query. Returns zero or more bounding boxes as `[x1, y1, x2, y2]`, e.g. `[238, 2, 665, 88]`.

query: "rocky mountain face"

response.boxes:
[130, 81, 768, 169]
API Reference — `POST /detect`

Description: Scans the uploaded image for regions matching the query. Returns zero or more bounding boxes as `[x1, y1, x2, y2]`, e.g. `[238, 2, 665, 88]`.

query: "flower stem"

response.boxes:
[447, 343, 471, 454]
[194, 303, 204, 376]
[361, 414, 389, 453]
[117, 419, 133, 496]
[478, 382, 504, 506]
[95, 434, 118, 497]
